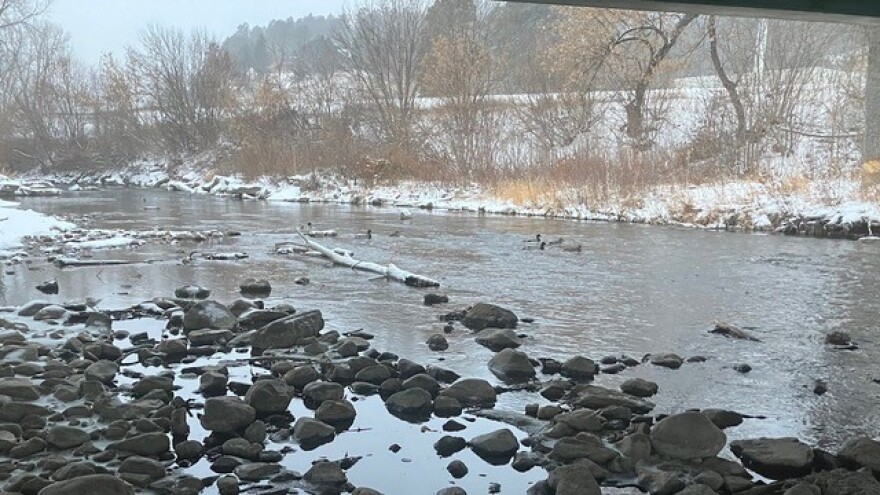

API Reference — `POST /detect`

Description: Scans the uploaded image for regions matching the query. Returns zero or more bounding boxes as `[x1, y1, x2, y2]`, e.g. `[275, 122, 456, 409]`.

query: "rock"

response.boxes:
[188, 328, 234, 345]
[18, 300, 51, 316]
[355, 365, 393, 385]
[424, 294, 449, 306]
[434, 396, 463, 417]
[561, 356, 597, 380]
[240, 279, 271, 296]
[650, 353, 684, 369]
[45, 425, 90, 449]
[837, 437, 880, 473]
[805, 468, 880, 493]
[426, 334, 449, 351]
[402, 373, 442, 397]
[315, 399, 356, 427]
[462, 303, 518, 331]
[469, 429, 519, 464]
[234, 462, 281, 482]
[636, 465, 686, 495]
[34, 305, 67, 320]
[238, 309, 288, 330]
[678, 485, 719, 495]
[555, 409, 605, 433]
[302, 381, 344, 406]
[174, 440, 204, 461]
[36, 280, 59, 294]
[111, 432, 170, 456]
[216, 475, 240, 495]
[293, 418, 336, 448]
[252, 310, 324, 349]
[620, 378, 658, 397]
[304, 460, 347, 487]
[710, 321, 760, 341]
[447, 460, 468, 478]
[0, 378, 40, 400]
[550, 434, 619, 464]
[118, 456, 166, 483]
[244, 379, 293, 414]
[440, 378, 497, 407]
[385, 388, 433, 418]
[199, 371, 228, 396]
[474, 328, 522, 351]
[701, 409, 744, 429]
[37, 474, 135, 495]
[183, 300, 237, 332]
[436, 489, 467, 495]
[10, 436, 46, 457]
[200, 397, 256, 433]
[730, 437, 814, 479]
[175, 285, 210, 299]
[569, 384, 655, 414]
[434, 435, 467, 457]
[733, 363, 752, 373]
[84, 360, 119, 384]
[825, 331, 851, 346]
[488, 348, 536, 382]
[131, 376, 173, 398]
[650, 412, 726, 460]
[222, 437, 263, 460]
[283, 366, 320, 389]
[548, 459, 602, 495]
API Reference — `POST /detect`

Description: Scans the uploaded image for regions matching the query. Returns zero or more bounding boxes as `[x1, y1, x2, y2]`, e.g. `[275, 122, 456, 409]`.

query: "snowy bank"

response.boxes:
[0, 198, 75, 252]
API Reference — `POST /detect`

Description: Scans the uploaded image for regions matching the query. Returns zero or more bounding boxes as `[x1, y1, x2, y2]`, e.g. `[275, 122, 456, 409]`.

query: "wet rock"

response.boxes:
[84, 360, 119, 385]
[620, 378, 658, 398]
[355, 365, 393, 385]
[174, 440, 204, 462]
[550, 434, 619, 464]
[650, 411, 726, 460]
[615, 432, 652, 463]
[304, 460, 347, 487]
[469, 429, 519, 464]
[36, 280, 59, 294]
[548, 459, 602, 495]
[302, 381, 344, 406]
[569, 384, 655, 414]
[252, 310, 324, 349]
[315, 399, 356, 427]
[561, 356, 597, 380]
[350, 381, 379, 396]
[245, 379, 293, 415]
[732, 363, 752, 374]
[240, 279, 271, 296]
[216, 475, 239, 495]
[10, 436, 46, 458]
[805, 468, 880, 492]
[512, 452, 538, 472]
[293, 418, 336, 448]
[234, 462, 281, 482]
[118, 456, 166, 484]
[488, 348, 536, 382]
[837, 437, 880, 473]
[18, 300, 51, 317]
[238, 309, 287, 330]
[439, 378, 496, 407]
[199, 371, 228, 396]
[183, 300, 236, 332]
[45, 425, 90, 449]
[34, 305, 67, 320]
[385, 388, 433, 419]
[352, 489, 384, 495]
[436, 488, 467, 495]
[111, 432, 170, 456]
[426, 334, 449, 351]
[0, 378, 40, 400]
[37, 474, 135, 495]
[701, 409, 744, 429]
[555, 409, 605, 433]
[434, 435, 467, 457]
[813, 380, 828, 395]
[402, 373, 441, 397]
[636, 465, 686, 495]
[825, 331, 851, 346]
[131, 376, 173, 398]
[461, 303, 518, 331]
[222, 437, 263, 460]
[730, 437, 814, 479]
[283, 366, 319, 389]
[424, 294, 448, 306]
[650, 353, 684, 369]
[175, 285, 211, 299]
[200, 397, 256, 433]
[434, 396, 463, 417]
[397, 359, 426, 379]
[447, 460, 468, 478]
[474, 328, 521, 351]
[782, 483, 819, 495]
[710, 321, 760, 341]
[188, 328, 234, 345]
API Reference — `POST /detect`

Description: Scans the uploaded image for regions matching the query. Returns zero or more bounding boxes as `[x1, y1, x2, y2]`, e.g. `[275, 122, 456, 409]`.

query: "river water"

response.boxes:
[4, 188, 880, 492]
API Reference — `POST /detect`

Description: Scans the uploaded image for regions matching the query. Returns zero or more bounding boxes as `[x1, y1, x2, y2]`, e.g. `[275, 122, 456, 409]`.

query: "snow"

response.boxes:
[0, 199, 75, 251]
[64, 236, 143, 250]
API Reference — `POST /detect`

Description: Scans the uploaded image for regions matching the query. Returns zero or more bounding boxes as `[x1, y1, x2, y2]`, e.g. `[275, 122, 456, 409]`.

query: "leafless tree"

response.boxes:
[0, 0, 49, 31]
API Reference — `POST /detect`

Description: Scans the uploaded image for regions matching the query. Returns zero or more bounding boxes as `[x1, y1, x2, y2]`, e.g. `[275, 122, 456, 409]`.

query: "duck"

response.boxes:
[389, 230, 402, 237]
[525, 234, 542, 243]
[562, 243, 583, 253]
[400, 210, 413, 220]
[524, 242, 546, 251]
[546, 237, 564, 246]
[355, 229, 372, 240]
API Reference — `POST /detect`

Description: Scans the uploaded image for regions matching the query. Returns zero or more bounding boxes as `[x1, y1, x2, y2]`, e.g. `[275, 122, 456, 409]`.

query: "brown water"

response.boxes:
[5, 189, 880, 491]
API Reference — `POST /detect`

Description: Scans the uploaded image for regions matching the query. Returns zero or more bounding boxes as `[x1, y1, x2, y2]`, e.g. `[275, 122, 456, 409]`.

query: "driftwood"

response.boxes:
[188, 251, 249, 261]
[54, 257, 145, 268]
[297, 231, 439, 288]
[710, 321, 761, 342]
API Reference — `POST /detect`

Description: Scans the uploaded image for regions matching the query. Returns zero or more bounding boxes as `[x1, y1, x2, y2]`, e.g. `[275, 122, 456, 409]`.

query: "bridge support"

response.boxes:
[866, 27, 880, 163]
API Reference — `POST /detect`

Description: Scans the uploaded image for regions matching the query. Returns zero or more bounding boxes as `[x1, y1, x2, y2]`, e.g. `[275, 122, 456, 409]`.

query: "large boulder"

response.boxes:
[462, 303, 518, 331]
[837, 437, 880, 474]
[439, 378, 497, 407]
[244, 380, 293, 415]
[620, 378, 658, 398]
[45, 426, 90, 449]
[385, 388, 433, 419]
[84, 360, 118, 384]
[200, 397, 256, 433]
[111, 432, 170, 456]
[475, 328, 522, 351]
[293, 418, 336, 449]
[548, 460, 602, 495]
[252, 310, 324, 349]
[650, 412, 726, 460]
[730, 437, 814, 479]
[304, 461, 348, 488]
[37, 475, 134, 495]
[469, 428, 519, 464]
[183, 300, 237, 332]
[302, 381, 344, 407]
[0, 378, 40, 400]
[488, 349, 535, 382]
[561, 356, 597, 380]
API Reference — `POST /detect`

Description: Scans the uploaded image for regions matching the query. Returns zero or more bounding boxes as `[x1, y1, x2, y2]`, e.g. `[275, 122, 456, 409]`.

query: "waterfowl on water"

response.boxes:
[562, 243, 582, 253]
[389, 230, 402, 237]
[546, 237, 564, 246]
[355, 229, 372, 239]
[525, 234, 542, 243]
[524, 242, 546, 251]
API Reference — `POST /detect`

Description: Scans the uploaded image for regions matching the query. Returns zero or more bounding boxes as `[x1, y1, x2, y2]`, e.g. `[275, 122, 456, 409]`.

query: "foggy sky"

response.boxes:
[49, 0, 347, 64]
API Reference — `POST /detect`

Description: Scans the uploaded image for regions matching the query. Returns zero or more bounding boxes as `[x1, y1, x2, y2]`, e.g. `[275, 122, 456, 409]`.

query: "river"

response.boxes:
[4, 188, 880, 492]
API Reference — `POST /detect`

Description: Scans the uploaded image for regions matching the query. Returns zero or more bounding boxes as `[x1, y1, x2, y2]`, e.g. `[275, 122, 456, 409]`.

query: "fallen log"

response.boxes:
[710, 321, 761, 342]
[54, 257, 146, 268]
[297, 231, 439, 288]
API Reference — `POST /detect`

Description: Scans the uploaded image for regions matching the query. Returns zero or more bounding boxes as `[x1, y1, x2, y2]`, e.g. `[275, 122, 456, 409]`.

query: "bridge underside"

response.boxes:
[512, 0, 880, 25]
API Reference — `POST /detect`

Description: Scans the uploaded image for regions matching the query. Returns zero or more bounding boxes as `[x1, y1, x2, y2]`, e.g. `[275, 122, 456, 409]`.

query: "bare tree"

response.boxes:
[0, 0, 48, 31]
[335, 0, 429, 149]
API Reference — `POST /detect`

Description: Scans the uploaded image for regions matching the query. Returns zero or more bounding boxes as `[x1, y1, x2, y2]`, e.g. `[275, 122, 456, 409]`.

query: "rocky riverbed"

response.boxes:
[0, 277, 878, 495]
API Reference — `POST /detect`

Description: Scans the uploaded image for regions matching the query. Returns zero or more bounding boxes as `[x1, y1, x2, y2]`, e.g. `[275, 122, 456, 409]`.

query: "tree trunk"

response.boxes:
[866, 26, 880, 163]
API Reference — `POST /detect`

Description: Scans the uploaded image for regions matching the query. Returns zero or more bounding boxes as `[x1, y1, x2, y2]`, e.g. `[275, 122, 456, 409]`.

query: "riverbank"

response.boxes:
[12, 157, 880, 240]
[0, 198, 75, 253]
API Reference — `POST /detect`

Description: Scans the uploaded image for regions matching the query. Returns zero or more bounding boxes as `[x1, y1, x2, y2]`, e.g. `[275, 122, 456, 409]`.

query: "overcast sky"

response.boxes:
[49, 0, 347, 64]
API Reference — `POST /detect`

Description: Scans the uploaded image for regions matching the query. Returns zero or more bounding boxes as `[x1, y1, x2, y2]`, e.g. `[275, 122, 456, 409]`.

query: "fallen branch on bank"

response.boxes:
[296, 230, 439, 288]
[54, 257, 151, 268]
